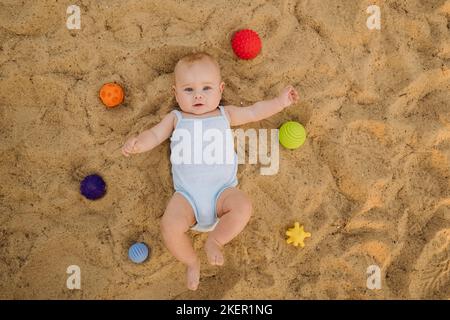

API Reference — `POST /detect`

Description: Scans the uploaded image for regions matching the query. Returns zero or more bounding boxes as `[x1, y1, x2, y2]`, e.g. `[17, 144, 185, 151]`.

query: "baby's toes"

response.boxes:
[205, 238, 224, 266]
[214, 253, 224, 266]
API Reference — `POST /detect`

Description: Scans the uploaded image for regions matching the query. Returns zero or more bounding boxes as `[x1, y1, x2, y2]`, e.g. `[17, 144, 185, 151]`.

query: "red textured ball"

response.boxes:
[231, 29, 262, 60]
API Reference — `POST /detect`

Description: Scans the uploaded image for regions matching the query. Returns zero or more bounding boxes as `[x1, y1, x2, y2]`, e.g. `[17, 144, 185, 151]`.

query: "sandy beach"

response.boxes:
[0, 0, 449, 299]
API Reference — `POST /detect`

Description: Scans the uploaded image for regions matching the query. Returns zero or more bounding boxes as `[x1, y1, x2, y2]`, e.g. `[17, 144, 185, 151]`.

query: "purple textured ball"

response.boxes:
[80, 174, 106, 200]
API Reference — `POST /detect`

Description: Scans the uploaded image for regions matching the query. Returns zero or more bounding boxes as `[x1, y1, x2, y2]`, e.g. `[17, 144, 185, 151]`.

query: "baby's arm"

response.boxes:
[224, 86, 299, 126]
[122, 112, 176, 157]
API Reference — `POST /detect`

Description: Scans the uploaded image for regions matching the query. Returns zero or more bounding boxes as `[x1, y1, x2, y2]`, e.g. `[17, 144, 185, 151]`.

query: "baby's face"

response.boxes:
[173, 58, 224, 115]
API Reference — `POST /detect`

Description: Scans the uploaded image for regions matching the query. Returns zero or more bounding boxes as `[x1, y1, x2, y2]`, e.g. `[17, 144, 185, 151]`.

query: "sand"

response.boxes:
[0, 0, 449, 299]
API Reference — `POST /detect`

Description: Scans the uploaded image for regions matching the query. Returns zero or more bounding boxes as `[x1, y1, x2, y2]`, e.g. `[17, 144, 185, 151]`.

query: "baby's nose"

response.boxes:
[194, 92, 204, 100]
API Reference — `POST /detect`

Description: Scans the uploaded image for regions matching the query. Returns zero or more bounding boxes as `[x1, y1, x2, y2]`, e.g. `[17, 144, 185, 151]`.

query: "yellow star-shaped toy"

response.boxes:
[286, 222, 311, 247]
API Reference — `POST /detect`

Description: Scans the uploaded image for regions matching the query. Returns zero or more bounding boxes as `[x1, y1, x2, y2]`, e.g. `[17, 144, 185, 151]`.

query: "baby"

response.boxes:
[122, 52, 299, 290]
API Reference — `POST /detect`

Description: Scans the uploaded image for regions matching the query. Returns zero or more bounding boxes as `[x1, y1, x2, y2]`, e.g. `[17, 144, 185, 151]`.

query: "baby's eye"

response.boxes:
[203, 86, 212, 91]
[184, 88, 193, 92]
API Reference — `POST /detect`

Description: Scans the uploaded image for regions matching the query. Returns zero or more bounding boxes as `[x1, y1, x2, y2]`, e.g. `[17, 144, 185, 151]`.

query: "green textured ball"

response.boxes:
[279, 121, 307, 149]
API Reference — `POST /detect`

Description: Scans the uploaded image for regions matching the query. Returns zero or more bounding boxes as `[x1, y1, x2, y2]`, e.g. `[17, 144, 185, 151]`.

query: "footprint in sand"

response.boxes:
[408, 228, 450, 299]
[388, 68, 450, 118]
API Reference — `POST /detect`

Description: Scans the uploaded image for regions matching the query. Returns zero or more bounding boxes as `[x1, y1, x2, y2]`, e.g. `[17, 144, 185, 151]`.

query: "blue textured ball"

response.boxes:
[80, 174, 106, 200]
[128, 242, 149, 264]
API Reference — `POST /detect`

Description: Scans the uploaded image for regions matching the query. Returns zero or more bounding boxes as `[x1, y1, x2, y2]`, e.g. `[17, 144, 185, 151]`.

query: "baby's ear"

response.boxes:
[172, 85, 179, 103]
[219, 82, 225, 93]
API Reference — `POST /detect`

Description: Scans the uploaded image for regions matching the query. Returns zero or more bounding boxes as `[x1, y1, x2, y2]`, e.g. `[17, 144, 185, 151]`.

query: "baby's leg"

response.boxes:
[205, 187, 252, 265]
[160, 193, 199, 290]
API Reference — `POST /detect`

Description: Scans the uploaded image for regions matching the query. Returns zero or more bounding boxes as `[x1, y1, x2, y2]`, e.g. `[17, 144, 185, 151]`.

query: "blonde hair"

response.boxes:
[174, 52, 220, 74]
[177, 52, 217, 64]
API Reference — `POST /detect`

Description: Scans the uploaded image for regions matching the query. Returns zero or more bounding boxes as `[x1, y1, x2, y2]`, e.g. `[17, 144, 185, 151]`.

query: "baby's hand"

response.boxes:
[278, 85, 299, 109]
[122, 137, 140, 157]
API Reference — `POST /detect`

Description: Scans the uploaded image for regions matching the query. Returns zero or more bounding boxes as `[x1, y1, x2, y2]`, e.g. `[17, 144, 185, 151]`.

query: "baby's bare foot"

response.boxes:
[186, 260, 200, 291]
[205, 237, 224, 266]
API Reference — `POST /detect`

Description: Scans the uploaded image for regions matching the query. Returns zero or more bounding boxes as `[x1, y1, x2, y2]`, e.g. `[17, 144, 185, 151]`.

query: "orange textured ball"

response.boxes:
[99, 83, 124, 108]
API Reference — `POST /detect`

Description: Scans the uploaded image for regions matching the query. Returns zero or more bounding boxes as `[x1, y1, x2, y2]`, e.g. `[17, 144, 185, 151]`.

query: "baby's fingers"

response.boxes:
[121, 146, 131, 157]
[122, 141, 136, 156]
[291, 89, 299, 102]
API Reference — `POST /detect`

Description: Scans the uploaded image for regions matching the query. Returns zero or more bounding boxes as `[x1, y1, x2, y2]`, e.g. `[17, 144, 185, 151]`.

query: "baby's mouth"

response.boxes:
[193, 103, 204, 107]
